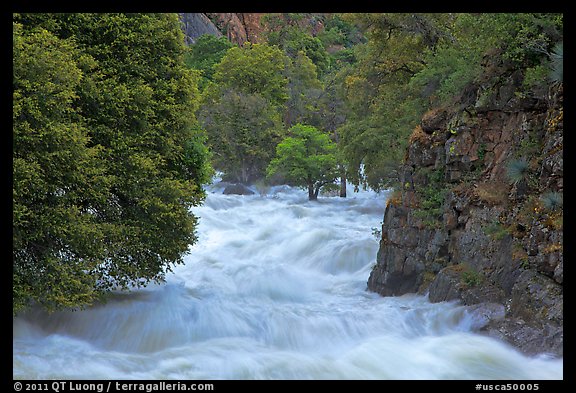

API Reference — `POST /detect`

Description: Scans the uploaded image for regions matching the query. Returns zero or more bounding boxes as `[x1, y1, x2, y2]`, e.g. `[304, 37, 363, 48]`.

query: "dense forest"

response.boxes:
[13, 13, 563, 315]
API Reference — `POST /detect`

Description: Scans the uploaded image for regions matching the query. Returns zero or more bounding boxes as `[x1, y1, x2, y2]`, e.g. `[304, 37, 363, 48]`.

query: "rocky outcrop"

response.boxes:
[178, 13, 265, 46]
[179, 13, 222, 45]
[368, 52, 563, 356]
[205, 13, 264, 45]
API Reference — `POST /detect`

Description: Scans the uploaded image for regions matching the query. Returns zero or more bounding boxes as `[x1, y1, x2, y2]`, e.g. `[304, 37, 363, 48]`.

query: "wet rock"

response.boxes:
[484, 318, 563, 357]
[466, 302, 506, 330]
[223, 183, 255, 195]
[427, 267, 462, 302]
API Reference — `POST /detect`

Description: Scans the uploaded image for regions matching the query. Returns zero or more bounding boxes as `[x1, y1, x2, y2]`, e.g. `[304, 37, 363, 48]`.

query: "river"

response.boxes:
[13, 183, 563, 379]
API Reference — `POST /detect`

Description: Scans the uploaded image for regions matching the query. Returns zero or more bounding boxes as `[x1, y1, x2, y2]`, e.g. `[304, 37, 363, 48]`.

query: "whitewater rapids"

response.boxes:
[13, 183, 563, 379]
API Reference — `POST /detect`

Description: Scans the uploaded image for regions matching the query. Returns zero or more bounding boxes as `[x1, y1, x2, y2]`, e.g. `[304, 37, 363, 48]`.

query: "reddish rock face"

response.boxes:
[180, 13, 328, 47]
[205, 13, 265, 45]
[239, 13, 265, 44]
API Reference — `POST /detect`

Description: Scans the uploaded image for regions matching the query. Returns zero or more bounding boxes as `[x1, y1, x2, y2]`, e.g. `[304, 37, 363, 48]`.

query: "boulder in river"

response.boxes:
[223, 183, 255, 195]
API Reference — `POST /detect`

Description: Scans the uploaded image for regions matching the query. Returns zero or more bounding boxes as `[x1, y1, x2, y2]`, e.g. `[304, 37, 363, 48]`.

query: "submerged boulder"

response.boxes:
[223, 183, 255, 195]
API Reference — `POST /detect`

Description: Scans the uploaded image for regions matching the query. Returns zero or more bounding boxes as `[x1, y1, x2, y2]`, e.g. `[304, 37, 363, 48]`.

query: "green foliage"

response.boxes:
[335, 14, 440, 190]
[200, 38, 328, 183]
[13, 21, 108, 314]
[506, 158, 530, 184]
[522, 39, 563, 92]
[497, 13, 562, 66]
[461, 269, 483, 287]
[477, 143, 487, 161]
[13, 13, 211, 315]
[212, 42, 290, 107]
[412, 168, 447, 227]
[184, 34, 233, 89]
[540, 192, 563, 212]
[321, 14, 365, 48]
[197, 41, 295, 183]
[263, 14, 330, 75]
[267, 124, 339, 200]
[198, 89, 284, 183]
[317, 25, 346, 47]
[332, 13, 562, 192]
[522, 64, 549, 91]
[283, 51, 323, 127]
[483, 221, 510, 241]
[410, 43, 483, 106]
[517, 128, 543, 159]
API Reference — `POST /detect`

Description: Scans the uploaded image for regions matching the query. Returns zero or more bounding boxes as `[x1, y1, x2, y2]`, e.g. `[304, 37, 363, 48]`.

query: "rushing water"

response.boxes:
[13, 183, 563, 380]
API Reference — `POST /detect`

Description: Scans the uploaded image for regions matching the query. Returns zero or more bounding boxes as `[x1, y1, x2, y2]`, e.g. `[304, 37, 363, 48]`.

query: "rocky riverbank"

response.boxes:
[368, 50, 563, 356]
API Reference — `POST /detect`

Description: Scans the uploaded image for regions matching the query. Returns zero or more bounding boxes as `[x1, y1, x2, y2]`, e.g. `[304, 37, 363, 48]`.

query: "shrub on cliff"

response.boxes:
[506, 158, 530, 184]
[541, 192, 563, 212]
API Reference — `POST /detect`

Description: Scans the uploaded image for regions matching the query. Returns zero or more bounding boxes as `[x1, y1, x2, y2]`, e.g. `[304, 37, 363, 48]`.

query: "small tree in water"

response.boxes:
[267, 124, 339, 200]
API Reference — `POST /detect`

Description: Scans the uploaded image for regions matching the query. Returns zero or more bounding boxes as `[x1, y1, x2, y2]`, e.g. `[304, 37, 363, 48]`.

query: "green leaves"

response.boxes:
[199, 89, 283, 184]
[213, 43, 290, 107]
[185, 34, 233, 89]
[333, 13, 563, 192]
[13, 13, 211, 315]
[267, 124, 339, 199]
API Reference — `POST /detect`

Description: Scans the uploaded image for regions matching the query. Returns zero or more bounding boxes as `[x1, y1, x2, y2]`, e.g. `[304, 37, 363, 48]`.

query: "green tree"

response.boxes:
[198, 89, 283, 184]
[267, 124, 339, 200]
[317, 14, 365, 50]
[336, 14, 434, 190]
[212, 42, 290, 108]
[410, 13, 563, 106]
[184, 34, 233, 90]
[13, 22, 109, 314]
[334, 13, 562, 193]
[263, 13, 330, 75]
[13, 13, 211, 315]
[198, 41, 291, 182]
[283, 50, 322, 127]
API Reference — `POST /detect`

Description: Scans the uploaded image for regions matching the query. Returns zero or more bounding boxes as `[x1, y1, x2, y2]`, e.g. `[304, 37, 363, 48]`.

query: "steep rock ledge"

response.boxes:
[368, 53, 563, 356]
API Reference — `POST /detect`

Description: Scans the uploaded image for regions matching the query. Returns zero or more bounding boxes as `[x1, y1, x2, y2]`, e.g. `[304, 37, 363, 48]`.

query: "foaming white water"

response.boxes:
[13, 184, 563, 379]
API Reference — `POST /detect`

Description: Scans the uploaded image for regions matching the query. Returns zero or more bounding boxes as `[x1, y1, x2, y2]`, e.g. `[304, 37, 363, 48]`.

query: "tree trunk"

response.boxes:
[308, 183, 316, 201]
[241, 160, 249, 184]
[339, 172, 347, 198]
[314, 184, 322, 200]
[313, 185, 320, 200]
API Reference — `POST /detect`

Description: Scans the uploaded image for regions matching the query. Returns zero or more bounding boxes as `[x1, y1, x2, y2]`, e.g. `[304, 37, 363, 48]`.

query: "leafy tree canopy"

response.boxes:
[198, 89, 284, 184]
[212, 42, 290, 108]
[267, 124, 339, 200]
[13, 13, 211, 315]
[184, 34, 233, 90]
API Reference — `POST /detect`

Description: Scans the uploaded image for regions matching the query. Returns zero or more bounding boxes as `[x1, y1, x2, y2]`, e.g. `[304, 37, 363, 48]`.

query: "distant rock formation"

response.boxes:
[178, 13, 222, 45]
[178, 13, 265, 46]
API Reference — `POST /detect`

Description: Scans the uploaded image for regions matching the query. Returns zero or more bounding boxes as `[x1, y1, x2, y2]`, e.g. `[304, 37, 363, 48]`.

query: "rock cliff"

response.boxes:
[179, 13, 265, 45]
[368, 50, 563, 356]
[179, 13, 223, 45]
